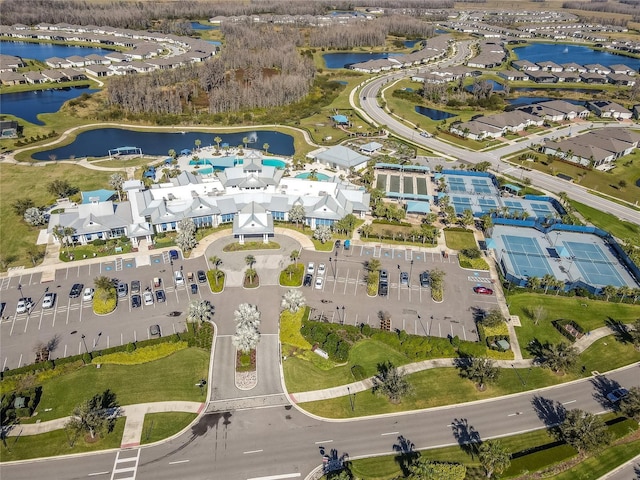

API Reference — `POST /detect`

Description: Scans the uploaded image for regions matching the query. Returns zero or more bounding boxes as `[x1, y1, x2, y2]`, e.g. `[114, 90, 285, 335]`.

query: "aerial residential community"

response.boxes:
[1, 0, 640, 479]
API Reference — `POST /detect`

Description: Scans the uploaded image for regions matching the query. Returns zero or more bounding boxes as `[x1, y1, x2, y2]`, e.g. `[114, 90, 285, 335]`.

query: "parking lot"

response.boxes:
[0, 251, 210, 371]
[299, 243, 499, 342]
[0, 237, 501, 371]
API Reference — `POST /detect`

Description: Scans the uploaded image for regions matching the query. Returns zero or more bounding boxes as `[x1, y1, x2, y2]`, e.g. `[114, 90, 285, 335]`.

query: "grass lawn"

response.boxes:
[507, 292, 640, 358]
[578, 337, 640, 372]
[0, 417, 126, 462]
[223, 241, 280, 252]
[0, 163, 113, 270]
[284, 339, 412, 393]
[23, 348, 209, 423]
[140, 412, 198, 445]
[443, 229, 477, 251]
[569, 200, 640, 244]
[509, 148, 640, 204]
[207, 269, 225, 293]
[347, 416, 639, 480]
[279, 263, 304, 286]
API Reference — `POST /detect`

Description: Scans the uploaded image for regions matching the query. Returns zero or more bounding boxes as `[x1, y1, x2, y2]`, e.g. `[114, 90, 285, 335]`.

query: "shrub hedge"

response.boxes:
[553, 318, 585, 341]
[91, 342, 188, 365]
[93, 287, 117, 314]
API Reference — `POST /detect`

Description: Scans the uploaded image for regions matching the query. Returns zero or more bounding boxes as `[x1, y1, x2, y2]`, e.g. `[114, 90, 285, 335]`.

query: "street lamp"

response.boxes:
[409, 260, 414, 287]
[17, 283, 24, 299]
[341, 306, 345, 324]
[80, 334, 89, 356]
[329, 257, 336, 280]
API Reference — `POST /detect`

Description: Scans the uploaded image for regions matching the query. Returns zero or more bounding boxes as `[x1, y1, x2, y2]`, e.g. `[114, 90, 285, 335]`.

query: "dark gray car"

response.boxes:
[117, 282, 128, 298]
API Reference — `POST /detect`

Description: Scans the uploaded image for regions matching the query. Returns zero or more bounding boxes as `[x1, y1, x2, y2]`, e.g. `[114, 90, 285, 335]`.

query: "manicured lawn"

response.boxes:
[0, 418, 126, 462]
[443, 229, 477, 251]
[284, 339, 411, 392]
[207, 269, 225, 293]
[507, 292, 640, 358]
[140, 412, 198, 445]
[569, 200, 640, 245]
[223, 241, 280, 252]
[0, 163, 113, 270]
[279, 263, 304, 286]
[579, 337, 640, 372]
[23, 348, 209, 423]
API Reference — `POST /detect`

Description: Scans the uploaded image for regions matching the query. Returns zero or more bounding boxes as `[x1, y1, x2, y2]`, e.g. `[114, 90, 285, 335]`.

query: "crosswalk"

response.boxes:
[468, 275, 493, 284]
[111, 448, 141, 480]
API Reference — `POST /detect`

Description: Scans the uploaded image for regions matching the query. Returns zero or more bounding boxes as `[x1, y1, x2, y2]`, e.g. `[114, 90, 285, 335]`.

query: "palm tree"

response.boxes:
[209, 255, 222, 269]
[281, 289, 305, 313]
[459, 357, 500, 390]
[528, 276, 542, 291]
[366, 258, 381, 273]
[214, 269, 224, 287]
[245, 255, 256, 269]
[289, 250, 299, 265]
[542, 274, 555, 294]
[186, 300, 213, 324]
[242, 136, 249, 149]
[372, 361, 412, 404]
[602, 284, 618, 302]
[168, 149, 176, 159]
[558, 191, 568, 206]
[214, 136, 222, 152]
[617, 286, 632, 303]
[108, 173, 125, 202]
[263, 143, 270, 155]
[478, 440, 511, 479]
[360, 224, 373, 239]
[194, 139, 201, 151]
[94, 275, 114, 292]
[542, 342, 577, 374]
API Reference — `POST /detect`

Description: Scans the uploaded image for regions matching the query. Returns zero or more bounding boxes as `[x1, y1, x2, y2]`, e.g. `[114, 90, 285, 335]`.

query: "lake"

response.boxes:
[0, 87, 98, 125]
[32, 129, 295, 160]
[513, 43, 640, 70]
[190, 22, 219, 30]
[465, 79, 505, 92]
[0, 41, 113, 61]
[323, 52, 402, 69]
[415, 105, 456, 120]
[506, 96, 586, 107]
[512, 86, 603, 94]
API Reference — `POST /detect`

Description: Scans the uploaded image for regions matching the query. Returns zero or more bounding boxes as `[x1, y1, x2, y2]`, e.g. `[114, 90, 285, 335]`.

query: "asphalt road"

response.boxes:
[2, 364, 638, 479]
[357, 64, 640, 226]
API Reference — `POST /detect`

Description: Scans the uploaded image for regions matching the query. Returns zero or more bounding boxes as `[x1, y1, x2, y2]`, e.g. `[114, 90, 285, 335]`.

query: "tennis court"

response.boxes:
[561, 241, 626, 286]
[376, 174, 387, 191]
[416, 177, 428, 196]
[478, 198, 497, 213]
[389, 175, 400, 193]
[503, 235, 553, 278]
[404, 176, 414, 195]
[471, 178, 493, 194]
[452, 196, 472, 214]
[530, 202, 553, 218]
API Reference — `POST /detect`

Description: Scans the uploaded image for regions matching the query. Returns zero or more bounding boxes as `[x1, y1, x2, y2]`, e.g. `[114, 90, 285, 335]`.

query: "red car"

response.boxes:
[473, 286, 494, 295]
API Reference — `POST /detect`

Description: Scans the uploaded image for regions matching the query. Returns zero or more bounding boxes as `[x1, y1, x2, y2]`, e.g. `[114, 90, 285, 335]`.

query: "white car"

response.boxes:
[42, 292, 56, 309]
[82, 288, 95, 302]
[315, 277, 324, 290]
[16, 298, 33, 314]
[317, 263, 326, 276]
[307, 262, 315, 275]
[143, 291, 154, 306]
[174, 270, 185, 285]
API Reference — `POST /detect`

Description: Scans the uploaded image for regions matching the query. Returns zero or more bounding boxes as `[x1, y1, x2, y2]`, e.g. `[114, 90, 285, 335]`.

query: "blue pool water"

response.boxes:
[190, 22, 219, 30]
[196, 167, 214, 175]
[415, 105, 456, 120]
[295, 172, 331, 181]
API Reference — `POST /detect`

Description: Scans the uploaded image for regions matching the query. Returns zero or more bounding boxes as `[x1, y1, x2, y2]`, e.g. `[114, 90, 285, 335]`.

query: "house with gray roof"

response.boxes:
[587, 100, 633, 119]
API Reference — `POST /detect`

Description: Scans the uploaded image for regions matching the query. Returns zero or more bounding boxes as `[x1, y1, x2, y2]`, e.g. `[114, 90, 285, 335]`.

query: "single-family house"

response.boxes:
[536, 61, 563, 72]
[608, 64, 636, 75]
[579, 72, 608, 84]
[587, 100, 633, 119]
[526, 70, 557, 83]
[512, 60, 539, 71]
[498, 70, 529, 81]
[607, 73, 636, 86]
[0, 120, 19, 138]
[584, 63, 611, 75]
[0, 71, 26, 85]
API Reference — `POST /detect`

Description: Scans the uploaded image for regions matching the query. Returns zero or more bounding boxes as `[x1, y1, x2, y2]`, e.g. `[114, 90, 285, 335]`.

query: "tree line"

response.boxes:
[106, 23, 315, 116]
[0, 0, 454, 29]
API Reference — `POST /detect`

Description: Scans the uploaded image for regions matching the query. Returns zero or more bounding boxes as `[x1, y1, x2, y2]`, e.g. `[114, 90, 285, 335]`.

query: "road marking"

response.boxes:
[88, 471, 110, 476]
[168, 460, 190, 465]
[247, 474, 301, 480]
[381, 431, 399, 436]
[314, 440, 333, 444]
[562, 400, 576, 405]
[243, 449, 263, 454]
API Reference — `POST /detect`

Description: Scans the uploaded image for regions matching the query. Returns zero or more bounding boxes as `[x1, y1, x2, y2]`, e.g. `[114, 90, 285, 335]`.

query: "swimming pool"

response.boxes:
[196, 167, 214, 175]
[295, 172, 331, 181]
[188, 157, 286, 169]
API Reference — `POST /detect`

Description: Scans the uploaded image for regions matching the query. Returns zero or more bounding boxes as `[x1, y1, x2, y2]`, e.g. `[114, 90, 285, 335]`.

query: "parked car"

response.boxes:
[473, 286, 494, 295]
[187, 272, 195, 283]
[190, 283, 198, 294]
[117, 282, 128, 298]
[400, 272, 409, 285]
[315, 277, 324, 290]
[378, 282, 388, 296]
[344, 239, 351, 250]
[380, 269, 388, 282]
[131, 294, 141, 308]
[143, 291, 154, 306]
[607, 387, 628, 403]
[317, 263, 326, 276]
[131, 280, 141, 295]
[42, 292, 56, 309]
[307, 262, 315, 275]
[0, 302, 5, 317]
[334, 239, 341, 249]
[69, 283, 83, 298]
[155, 290, 166, 303]
[197, 270, 207, 284]
[169, 249, 179, 261]
[16, 298, 33, 314]
[419, 271, 430, 287]
[174, 270, 185, 285]
[83, 287, 95, 302]
[149, 324, 161, 337]
[303, 274, 313, 287]
[153, 277, 162, 288]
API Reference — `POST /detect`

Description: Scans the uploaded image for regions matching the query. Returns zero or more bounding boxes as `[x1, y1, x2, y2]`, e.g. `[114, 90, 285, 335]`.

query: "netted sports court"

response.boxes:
[491, 225, 638, 290]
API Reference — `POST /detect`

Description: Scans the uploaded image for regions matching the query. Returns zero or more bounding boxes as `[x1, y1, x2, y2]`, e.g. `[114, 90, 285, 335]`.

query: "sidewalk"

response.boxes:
[289, 324, 620, 404]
